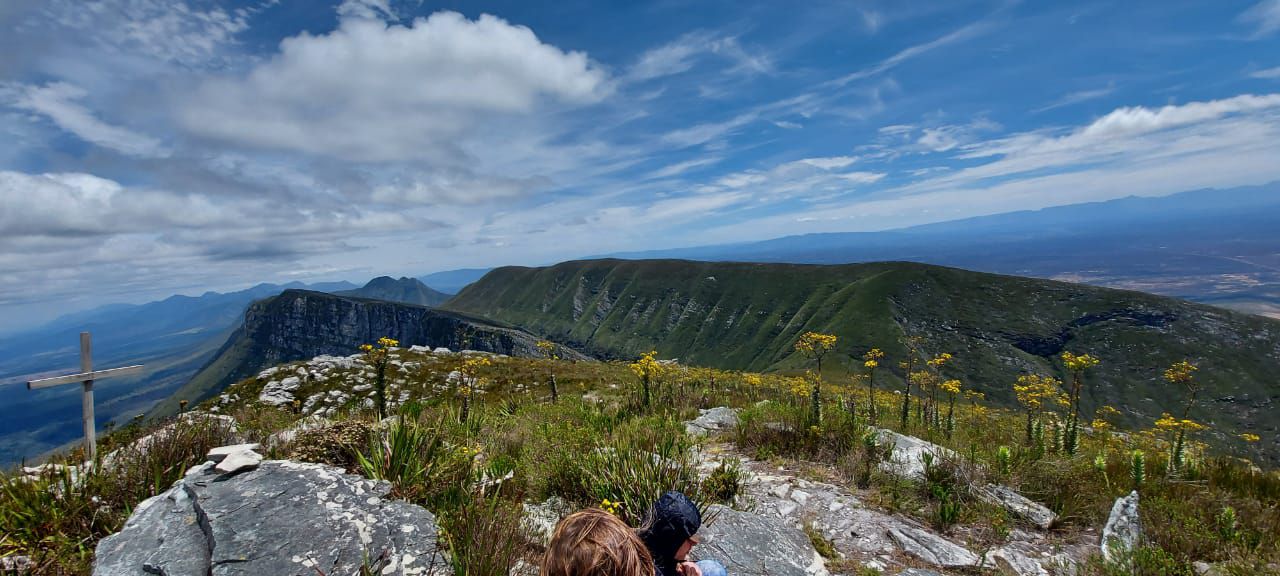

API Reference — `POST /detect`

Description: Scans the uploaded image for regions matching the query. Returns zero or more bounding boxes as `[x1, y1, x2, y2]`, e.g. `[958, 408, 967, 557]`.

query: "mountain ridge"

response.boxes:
[162, 289, 586, 415]
[444, 258, 1280, 462]
[602, 184, 1280, 318]
[336, 276, 451, 307]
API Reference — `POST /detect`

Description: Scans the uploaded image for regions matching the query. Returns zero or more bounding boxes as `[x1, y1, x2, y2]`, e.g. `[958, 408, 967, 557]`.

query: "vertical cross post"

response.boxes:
[26, 332, 143, 463]
[80, 332, 96, 460]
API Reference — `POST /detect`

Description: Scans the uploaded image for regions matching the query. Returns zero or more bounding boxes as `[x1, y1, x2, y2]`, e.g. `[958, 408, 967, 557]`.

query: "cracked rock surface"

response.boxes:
[93, 460, 448, 576]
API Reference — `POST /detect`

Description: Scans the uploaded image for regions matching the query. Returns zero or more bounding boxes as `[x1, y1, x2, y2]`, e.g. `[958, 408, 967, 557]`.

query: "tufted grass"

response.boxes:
[2, 348, 1278, 574]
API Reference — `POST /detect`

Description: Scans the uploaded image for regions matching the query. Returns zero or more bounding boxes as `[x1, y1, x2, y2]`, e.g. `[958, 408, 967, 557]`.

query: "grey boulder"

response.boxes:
[93, 460, 447, 576]
[690, 505, 828, 576]
[686, 407, 740, 436]
[872, 428, 959, 481]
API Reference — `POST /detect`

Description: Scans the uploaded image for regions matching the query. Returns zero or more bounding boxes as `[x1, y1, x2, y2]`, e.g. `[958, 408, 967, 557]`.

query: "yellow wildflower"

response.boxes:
[1061, 351, 1100, 372]
[1163, 360, 1198, 385]
[795, 332, 838, 356]
[1240, 433, 1261, 443]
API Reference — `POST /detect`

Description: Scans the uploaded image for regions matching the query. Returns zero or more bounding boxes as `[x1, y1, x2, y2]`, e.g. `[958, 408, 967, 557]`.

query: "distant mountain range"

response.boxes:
[337, 276, 451, 307]
[607, 184, 1280, 319]
[418, 268, 492, 295]
[445, 259, 1280, 463]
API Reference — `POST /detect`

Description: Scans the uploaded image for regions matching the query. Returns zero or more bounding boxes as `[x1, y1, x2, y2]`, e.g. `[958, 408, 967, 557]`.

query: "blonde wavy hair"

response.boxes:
[542, 508, 654, 576]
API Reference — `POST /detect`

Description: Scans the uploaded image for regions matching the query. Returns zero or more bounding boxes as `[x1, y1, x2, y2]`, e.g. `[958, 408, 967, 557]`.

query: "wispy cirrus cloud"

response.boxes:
[1239, 0, 1280, 38]
[1032, 83, 1116, 113]
[625, 30, 772, 82]
[1, 81, 169, 158]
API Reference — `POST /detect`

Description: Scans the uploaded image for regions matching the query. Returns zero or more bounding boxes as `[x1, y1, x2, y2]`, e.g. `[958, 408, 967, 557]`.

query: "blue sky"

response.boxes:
[1, 0, 1279, 330]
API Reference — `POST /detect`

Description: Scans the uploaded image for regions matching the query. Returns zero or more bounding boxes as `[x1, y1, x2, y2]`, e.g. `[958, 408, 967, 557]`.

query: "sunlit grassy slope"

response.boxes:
[444, 259, 1280, 462]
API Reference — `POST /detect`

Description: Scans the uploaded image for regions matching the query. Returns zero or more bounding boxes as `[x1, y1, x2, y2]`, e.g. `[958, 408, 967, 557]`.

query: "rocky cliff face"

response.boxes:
[168, 290, 581, 410]
[246, 290, 547, 365]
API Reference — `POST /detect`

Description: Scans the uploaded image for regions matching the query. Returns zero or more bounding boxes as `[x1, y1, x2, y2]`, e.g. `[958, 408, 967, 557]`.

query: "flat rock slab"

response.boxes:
[94, 460, 448, 576]
[976, 483, 1058, 530]
[887, 526, 979, 568]
[213, 449, 262, 474]
[691, 505, 829, 576]
[206, 444, 262, 463]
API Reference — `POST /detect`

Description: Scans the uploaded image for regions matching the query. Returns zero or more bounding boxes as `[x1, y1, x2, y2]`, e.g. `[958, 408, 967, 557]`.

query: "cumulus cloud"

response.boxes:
[1251, 66, 1280, 79]
[0, 168, 422, 313]
[180, 11, 609, 163]
[2, 82, 169, 158]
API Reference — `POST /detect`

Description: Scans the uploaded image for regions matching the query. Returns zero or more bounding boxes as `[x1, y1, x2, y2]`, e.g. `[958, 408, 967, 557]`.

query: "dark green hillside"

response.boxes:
[445, 259, 1280, 461]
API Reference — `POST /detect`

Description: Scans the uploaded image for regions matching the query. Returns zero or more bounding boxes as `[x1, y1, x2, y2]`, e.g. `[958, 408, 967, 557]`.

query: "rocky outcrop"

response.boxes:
[93, 459, 447, 576]
[872, 428, 960, 480]
[1101, 491, 1142, 562]
[690, 505, 828, 576]
[688, 413, 1094, 575]
[182, 289, 589, 405]
[887, 526, 979, 568]
[976, 483, 1058, 530]
[686, 407, 739, 436]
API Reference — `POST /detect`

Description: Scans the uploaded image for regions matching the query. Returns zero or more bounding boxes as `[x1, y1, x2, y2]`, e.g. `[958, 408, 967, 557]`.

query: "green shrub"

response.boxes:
[356, 416, 472, 507]
[578, 417, 707, 526]
[289, 419, 373, 472]
[702, 458, 745, 505]
[440, 492, 531, 576]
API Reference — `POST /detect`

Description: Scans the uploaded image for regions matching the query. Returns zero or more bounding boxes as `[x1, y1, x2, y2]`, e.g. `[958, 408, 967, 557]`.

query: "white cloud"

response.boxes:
[626, 31, 772, 82]
[0, 169, 421, 312]
[2, 82, 169, 158]
[1032, 84, 1116, 113]
[338, 0, 396, 21]
[180, 11, 609, 163]
[648, 157, 723, 179]
[797, 156, 858, 170]
[833, 19, 995, 85]
[1249, 65, 1280, 79]
[695, 157, 886, 201]
[44, 0, 253, 68]
[1239, 0, 1280, 37]
[661, 113, 758, 148]
[695, 93, 1280, 243]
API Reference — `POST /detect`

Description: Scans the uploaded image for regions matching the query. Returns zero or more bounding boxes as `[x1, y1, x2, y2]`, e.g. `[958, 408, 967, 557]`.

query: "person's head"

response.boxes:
[637, 491, 703, 562]
[543, 508, 654, 576]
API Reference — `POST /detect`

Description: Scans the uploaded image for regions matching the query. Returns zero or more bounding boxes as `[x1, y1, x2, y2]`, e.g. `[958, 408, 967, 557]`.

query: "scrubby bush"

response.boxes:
[288, 419, 373, 472]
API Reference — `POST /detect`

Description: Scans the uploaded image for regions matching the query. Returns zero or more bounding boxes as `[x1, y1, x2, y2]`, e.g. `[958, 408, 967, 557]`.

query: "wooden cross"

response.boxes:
[27, 332, 143, 461]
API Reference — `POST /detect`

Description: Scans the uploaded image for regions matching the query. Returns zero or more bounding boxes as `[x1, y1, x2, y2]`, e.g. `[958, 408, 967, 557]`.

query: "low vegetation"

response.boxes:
[2, 340, 1277, 575]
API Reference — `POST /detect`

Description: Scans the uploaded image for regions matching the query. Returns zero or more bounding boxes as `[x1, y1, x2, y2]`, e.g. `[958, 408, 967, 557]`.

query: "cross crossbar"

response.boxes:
[26, 365, 145, 389]
[22, 332, 144, 461]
